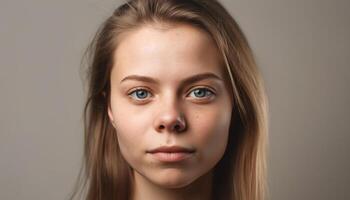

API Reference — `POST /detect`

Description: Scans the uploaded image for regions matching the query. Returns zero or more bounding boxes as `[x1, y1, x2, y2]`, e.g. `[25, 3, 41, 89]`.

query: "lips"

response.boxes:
[146, 145, 196, 153]
[147, 146, 196, 162]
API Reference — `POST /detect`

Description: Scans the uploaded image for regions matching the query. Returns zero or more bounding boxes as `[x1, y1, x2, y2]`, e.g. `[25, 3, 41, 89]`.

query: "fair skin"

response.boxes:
[107, 23, 233, 200]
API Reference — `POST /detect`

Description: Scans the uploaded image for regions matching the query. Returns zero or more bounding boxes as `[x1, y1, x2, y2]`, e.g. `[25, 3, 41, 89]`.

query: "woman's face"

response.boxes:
[108, 23, 233, 188]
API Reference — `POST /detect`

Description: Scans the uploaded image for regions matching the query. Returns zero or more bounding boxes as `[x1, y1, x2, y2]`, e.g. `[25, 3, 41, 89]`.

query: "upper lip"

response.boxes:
[147, 146, 195, 153]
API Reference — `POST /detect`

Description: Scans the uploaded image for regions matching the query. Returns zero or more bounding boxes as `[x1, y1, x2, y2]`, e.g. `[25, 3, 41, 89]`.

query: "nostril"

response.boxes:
[158, 124, 182, 131]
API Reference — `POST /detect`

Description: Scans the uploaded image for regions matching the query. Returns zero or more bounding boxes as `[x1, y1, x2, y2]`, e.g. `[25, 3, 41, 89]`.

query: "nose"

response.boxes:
[153, 102, 187, 133]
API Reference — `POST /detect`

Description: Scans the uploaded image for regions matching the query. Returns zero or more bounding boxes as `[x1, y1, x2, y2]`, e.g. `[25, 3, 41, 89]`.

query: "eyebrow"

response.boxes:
[120, 72, 223, 86]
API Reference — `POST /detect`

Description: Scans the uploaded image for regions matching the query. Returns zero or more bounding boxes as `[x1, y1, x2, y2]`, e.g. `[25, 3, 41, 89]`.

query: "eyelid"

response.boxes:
[186, 85, 216, 95]
[127, 86, 153, 95]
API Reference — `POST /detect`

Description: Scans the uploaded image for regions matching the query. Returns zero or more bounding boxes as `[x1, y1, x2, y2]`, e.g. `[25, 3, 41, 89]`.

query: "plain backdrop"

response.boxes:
[1, 0, 349, 199]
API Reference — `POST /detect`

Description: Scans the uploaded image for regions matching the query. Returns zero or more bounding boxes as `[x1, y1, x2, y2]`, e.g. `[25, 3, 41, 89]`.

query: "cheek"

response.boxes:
[111, 94, 152, 137]
[110, 99, 153, 162]
[190, 105, 232, 161]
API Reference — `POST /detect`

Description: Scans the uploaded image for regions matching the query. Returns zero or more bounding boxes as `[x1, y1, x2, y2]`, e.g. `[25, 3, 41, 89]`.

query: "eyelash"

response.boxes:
[127, 87, 216, 102]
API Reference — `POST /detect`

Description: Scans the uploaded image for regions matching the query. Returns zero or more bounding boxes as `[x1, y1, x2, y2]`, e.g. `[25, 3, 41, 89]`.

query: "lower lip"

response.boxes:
[149, 152, 194, 162]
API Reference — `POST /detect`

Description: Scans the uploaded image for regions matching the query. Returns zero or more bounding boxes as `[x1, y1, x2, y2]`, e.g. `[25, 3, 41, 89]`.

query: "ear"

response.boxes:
[107, 104, 116, 128]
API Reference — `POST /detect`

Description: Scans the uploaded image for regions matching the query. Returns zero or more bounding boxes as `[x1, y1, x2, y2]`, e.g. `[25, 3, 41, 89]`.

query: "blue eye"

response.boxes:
[129, 89, 151, 100]
[128, 87, 215, 102]
[188, 88, 214, 99]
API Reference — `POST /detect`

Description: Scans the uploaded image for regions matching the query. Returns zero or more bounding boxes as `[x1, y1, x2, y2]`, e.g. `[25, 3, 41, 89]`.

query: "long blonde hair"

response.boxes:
[69, 0, 269, 199]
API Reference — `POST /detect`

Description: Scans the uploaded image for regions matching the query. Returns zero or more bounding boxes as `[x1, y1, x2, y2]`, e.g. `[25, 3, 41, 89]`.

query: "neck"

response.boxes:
[130, 170, 213, 200]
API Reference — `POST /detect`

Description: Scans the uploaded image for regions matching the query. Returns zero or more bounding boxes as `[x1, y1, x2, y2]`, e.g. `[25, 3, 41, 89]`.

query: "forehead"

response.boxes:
[112, 23, 225, 83]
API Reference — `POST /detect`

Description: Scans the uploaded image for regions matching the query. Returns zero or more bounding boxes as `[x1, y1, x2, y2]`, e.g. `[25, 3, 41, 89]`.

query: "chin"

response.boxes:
[150, 169, 198, 189]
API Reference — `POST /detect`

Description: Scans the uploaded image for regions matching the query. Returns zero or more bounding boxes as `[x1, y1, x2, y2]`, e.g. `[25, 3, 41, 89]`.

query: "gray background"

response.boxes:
[1, 0, 349, 199]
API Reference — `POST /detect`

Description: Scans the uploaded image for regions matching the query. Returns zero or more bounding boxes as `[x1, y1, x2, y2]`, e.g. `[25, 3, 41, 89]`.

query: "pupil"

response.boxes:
[137, 90, 147, 98]
[195, 89, 205, 97]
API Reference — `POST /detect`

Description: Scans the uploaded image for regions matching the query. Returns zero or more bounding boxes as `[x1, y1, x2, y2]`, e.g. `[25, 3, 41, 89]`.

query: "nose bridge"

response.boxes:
[153, 91, 186, 133]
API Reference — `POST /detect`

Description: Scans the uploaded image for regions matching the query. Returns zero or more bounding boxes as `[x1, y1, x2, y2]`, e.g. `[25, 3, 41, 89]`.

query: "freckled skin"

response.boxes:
[107, 23, 233, 199]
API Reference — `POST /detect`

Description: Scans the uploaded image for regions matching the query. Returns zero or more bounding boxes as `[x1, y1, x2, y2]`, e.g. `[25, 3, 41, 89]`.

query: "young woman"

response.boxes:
[70, 0, 269, 199]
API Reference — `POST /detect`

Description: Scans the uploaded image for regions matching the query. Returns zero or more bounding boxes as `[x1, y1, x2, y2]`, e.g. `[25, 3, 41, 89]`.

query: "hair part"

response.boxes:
[69, 0, 269, 199]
